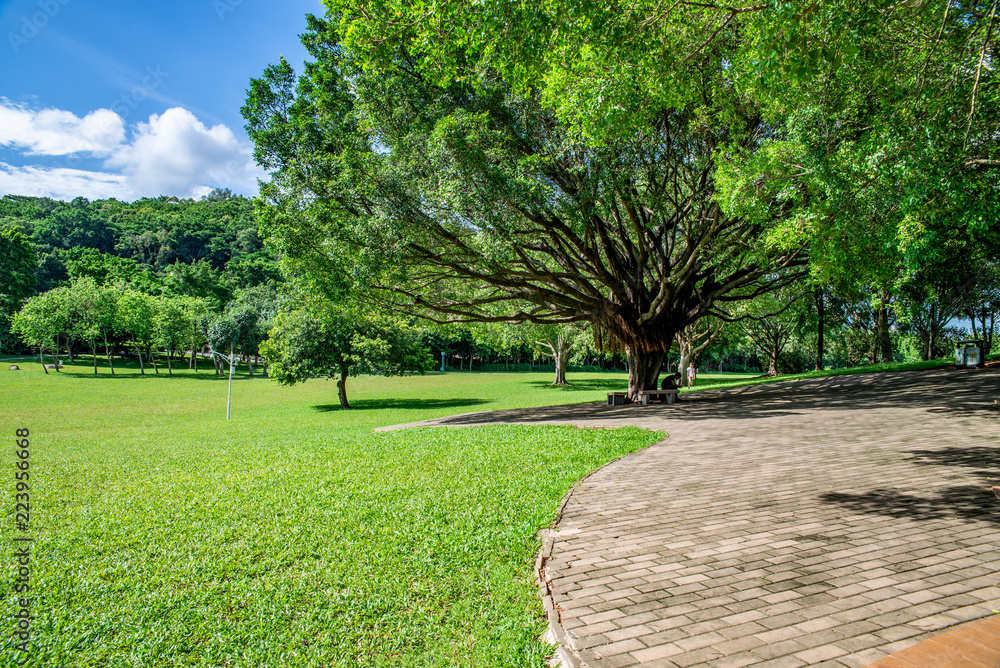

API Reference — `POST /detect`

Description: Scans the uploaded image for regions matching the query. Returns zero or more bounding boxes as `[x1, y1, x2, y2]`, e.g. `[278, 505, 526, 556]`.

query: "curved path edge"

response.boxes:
[377, 402, 671, 665]
[536, 438, 670, 668]
[378, 368, 1000, 668]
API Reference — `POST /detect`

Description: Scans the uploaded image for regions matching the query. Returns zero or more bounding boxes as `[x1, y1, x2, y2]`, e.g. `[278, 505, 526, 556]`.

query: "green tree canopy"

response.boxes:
[321, 0, 998, 376]
[64, 277, 119, 374]
[10, 288, 67, 373]
[207, 285, 280, 376]
[163, 259, 231, 308]
[261, 299, 433, 409]
[0, 227, 38, 317]
[243, 14, 806, 399]
[154, 296, 191, 374]
[115, 289, 158, 374]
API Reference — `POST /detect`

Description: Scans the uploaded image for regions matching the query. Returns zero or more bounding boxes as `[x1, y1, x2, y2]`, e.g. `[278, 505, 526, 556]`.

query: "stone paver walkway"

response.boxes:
[382, 368, 1000, 667]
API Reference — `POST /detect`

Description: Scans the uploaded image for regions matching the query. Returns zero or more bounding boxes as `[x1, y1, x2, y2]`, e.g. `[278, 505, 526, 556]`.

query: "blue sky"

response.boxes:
[0, 0, 324, 201]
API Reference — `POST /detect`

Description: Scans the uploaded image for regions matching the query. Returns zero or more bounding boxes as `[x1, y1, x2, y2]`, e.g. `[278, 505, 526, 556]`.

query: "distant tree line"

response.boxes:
[0, 189, 278, 353]
[9, 277, 279, 376]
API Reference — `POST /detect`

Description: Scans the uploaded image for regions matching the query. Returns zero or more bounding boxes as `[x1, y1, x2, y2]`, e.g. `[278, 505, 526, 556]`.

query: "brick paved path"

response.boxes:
[383, 368, 1000, 667]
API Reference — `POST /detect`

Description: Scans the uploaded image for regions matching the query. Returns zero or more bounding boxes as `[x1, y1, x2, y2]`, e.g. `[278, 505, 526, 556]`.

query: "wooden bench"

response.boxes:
[638, 389, 679, 405]
[608, 390, 680, 405]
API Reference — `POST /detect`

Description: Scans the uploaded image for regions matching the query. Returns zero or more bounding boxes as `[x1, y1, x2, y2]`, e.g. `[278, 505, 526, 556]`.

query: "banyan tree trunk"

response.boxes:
[553, 354, 567, 385]
[625, 350, 666, 402]
[767, 344, 780, 376]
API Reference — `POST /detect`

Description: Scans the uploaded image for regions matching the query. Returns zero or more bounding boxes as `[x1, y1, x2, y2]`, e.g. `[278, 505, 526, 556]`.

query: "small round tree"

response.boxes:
[261, 301, 434, 409]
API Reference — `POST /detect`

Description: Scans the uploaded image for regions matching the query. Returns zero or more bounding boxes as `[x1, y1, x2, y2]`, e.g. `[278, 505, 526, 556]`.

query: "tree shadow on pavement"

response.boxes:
[821, 486, 999, 526]
[654, 368, 1000, 422]
[821, 444, 1000, 526]
[907, 446, 1000, 478]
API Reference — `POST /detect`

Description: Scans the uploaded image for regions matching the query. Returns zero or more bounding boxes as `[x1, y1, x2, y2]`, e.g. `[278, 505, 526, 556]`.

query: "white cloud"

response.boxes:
[0, 162, 133, 201]
[105, 107, 262, 198]
[0, 105, 264, 201]
[0, 102, 126, 155]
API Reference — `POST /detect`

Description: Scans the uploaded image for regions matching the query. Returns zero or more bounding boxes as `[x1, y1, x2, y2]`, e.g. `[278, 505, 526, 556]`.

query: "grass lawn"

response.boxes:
[1, 359, 661, 667]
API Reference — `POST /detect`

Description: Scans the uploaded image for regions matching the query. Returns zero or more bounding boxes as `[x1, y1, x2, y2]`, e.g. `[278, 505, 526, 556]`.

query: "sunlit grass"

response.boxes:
[0, 359, 660, 667]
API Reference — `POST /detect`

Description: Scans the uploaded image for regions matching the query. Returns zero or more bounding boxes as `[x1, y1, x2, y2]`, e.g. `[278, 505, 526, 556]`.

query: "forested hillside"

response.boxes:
[1, 189, 278, 295]
[0, 189, 283, 355]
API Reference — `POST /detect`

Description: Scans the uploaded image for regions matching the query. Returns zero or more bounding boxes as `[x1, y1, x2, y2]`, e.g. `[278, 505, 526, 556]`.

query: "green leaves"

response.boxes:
[115, 289, 157, 346]
[162, 259, 231, 309]
[0, 227, 37, 317]
[241, 58, 300, 172]
[261, 297, 433, 402]
[152, 296, 188, 353]
[10, 288, 66, 350]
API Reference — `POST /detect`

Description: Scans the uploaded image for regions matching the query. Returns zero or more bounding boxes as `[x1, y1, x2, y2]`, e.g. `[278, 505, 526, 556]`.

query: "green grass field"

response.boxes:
[1, 359, 664, 667]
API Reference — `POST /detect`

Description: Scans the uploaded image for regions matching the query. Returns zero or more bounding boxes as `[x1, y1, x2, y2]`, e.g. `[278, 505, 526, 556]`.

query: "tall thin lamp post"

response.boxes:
[227, 342, 234, 420]
[212, 343, 236, 420]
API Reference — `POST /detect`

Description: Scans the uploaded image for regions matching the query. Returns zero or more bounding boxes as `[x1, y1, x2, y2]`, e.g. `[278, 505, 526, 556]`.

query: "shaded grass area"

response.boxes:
[0, 360, 660, 667]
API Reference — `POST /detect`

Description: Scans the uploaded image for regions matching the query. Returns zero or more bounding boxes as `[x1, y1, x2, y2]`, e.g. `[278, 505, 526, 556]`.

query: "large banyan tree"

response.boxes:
[242, 12, 809, 399]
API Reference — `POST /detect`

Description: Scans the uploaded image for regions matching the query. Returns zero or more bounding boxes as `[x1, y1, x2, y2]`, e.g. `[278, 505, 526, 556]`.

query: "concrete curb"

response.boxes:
[535, 437, 668, 668]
